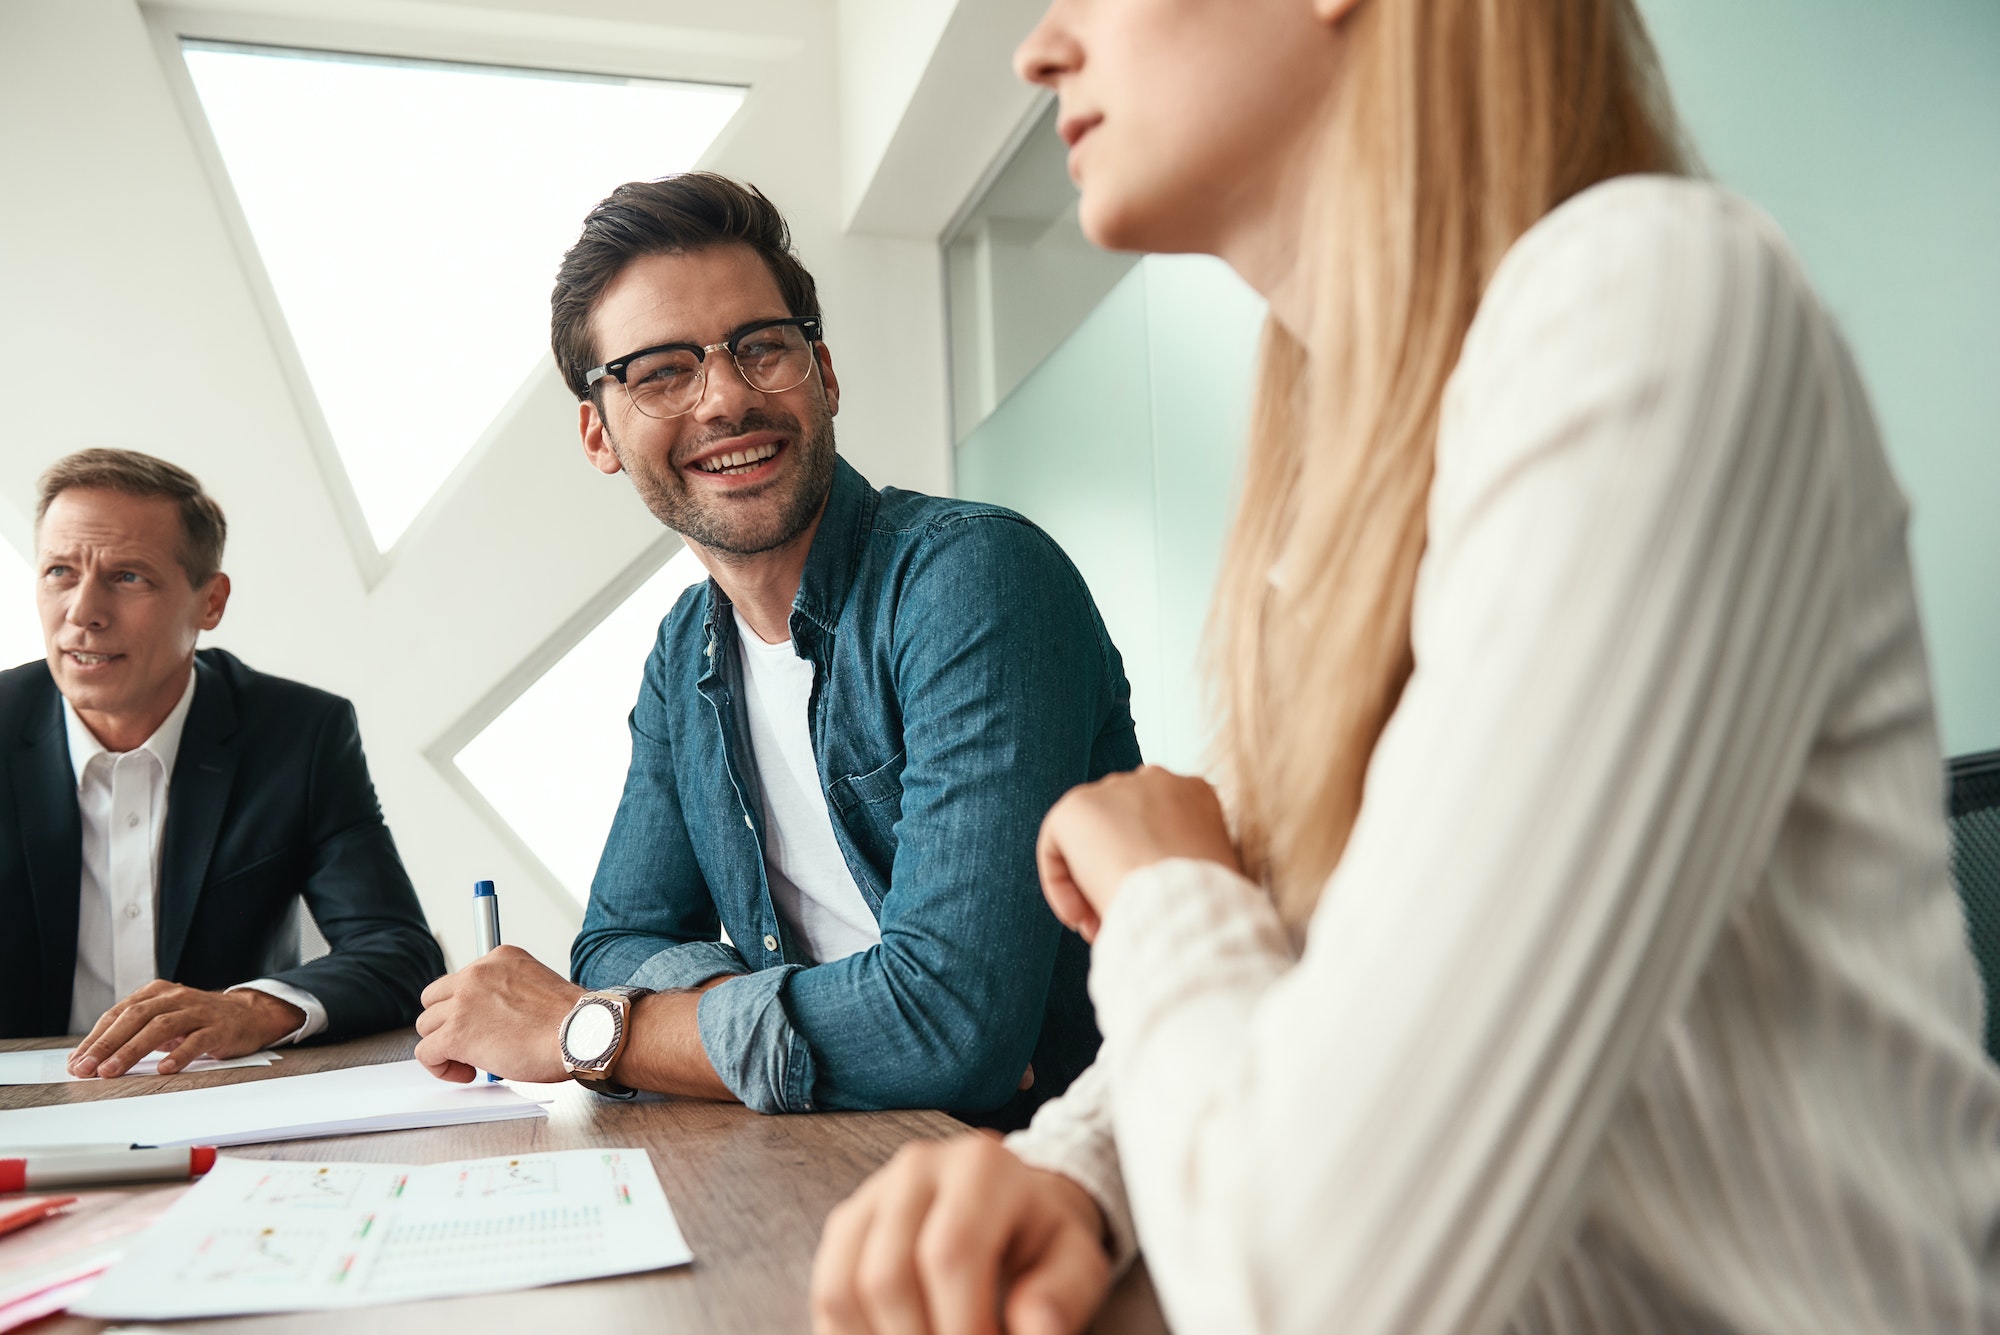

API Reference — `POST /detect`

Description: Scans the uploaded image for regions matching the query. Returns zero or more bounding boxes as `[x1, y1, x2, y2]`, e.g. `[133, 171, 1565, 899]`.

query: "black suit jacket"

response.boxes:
[0, 648, 445, 1040]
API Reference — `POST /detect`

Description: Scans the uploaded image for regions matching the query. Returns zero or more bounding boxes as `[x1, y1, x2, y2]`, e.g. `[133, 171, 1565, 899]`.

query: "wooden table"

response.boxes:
[0, 1033, 1165, 1333]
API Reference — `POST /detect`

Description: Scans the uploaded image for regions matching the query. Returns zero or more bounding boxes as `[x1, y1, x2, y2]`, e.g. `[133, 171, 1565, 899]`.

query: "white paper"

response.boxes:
[74, 1148, 691, 1317]
[0, 1060, 549, 1150]
[0, 1048, 279, 1086]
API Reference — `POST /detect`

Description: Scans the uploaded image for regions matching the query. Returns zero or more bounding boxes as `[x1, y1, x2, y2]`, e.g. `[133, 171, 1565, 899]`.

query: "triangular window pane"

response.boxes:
[454, 548, 709, 902]
[181, 42, 744, 550]
[0, 539, 47, 673]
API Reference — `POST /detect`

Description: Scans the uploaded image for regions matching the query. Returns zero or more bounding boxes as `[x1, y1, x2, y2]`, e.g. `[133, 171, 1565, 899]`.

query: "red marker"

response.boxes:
[0, 1146, 217, 1193]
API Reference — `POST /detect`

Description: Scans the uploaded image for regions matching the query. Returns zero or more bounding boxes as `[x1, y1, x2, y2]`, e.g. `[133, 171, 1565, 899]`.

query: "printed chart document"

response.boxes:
[74, 1149, 691, 1317]
[0, 1060, 548, 1148]
[0, 1049, 278, 1086]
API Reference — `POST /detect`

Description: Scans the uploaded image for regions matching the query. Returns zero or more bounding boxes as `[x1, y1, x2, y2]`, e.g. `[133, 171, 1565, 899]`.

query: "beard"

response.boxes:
[607, 400, 837, 558]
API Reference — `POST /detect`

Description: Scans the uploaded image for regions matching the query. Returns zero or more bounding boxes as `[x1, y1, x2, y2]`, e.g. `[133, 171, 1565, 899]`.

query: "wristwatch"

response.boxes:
[558, 985, 653, 1098]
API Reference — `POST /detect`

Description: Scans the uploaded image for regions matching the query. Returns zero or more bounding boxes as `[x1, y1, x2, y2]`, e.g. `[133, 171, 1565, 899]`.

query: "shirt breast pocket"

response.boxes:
[825, 749, 905, 873]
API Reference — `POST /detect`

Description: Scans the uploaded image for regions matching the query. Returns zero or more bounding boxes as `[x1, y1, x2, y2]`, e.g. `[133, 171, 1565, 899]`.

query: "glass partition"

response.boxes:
[944, 103, 1138, 443]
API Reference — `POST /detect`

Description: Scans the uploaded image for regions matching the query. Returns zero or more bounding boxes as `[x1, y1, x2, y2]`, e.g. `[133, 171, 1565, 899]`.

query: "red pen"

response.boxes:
[0, 1146, 217, 1193]
[0, 1194, 75, 1237]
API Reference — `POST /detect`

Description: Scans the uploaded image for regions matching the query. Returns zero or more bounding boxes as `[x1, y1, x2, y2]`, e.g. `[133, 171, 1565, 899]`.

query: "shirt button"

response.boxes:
[744, 814, 754, 830]
[123, 902, 142, 919]
[127, 814, 142, 829]
[762, 935, 778, 952]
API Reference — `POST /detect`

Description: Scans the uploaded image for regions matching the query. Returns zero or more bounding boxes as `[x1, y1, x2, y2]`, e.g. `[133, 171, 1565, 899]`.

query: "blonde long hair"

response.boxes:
[1213, 0, 1688, 925]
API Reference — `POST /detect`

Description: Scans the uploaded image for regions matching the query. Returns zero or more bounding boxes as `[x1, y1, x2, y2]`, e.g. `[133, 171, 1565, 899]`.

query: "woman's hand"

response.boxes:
[1038, 766, 1242, 942]
[811, 1134, 1112, 1335]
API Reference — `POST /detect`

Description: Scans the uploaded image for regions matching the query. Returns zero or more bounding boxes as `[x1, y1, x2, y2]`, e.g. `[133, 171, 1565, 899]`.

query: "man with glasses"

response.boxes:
[414, 173, 1140, 1128]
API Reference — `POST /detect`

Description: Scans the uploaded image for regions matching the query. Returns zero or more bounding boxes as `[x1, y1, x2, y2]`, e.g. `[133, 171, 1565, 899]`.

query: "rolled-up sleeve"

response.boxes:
[696, 966, 810, 1112]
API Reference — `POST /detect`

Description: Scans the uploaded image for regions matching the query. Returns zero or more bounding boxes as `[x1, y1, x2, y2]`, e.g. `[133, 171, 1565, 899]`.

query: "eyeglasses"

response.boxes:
[584, 316, 824, 420]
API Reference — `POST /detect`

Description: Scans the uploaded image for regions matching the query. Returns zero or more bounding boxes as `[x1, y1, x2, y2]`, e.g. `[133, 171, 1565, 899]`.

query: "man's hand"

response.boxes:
[811, 1133, 1112, 1335]
[68, 982, 304, 1078]
[414, 945, 584, 1084]
[1037, 765, 1242, 942]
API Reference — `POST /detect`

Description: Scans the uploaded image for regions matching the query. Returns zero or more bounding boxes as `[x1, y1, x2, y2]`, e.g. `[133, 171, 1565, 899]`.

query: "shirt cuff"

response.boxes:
[1005, 1061, 1141, 1274]
[229, 979, 327, 1045]
[696, 966, 816, 1114]
[1087, 857, 1293, 1046]
[621, 939, 752, 992]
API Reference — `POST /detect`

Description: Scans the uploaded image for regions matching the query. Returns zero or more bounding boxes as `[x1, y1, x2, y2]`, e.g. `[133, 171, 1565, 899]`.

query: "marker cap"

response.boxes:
[474, 880, 495, 897]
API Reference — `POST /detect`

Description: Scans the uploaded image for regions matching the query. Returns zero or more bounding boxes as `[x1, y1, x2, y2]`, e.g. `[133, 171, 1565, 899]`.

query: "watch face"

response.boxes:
[563, 1001, 619, 1066]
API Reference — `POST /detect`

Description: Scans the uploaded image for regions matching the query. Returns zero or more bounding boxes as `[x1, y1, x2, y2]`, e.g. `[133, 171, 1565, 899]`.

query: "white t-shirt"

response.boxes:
[733, 610, 883, 965]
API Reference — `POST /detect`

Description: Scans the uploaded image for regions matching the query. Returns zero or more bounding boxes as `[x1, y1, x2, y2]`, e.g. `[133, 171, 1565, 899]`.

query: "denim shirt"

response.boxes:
[573, 458, 1141, 1127]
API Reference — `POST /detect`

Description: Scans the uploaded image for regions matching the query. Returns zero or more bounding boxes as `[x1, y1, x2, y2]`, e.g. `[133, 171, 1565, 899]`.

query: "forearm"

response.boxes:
[611, 981, 737, 1101]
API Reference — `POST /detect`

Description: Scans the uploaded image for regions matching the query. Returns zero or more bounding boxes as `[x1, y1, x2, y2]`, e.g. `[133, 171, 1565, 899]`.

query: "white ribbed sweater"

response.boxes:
[1007, 177, 2000, 1334]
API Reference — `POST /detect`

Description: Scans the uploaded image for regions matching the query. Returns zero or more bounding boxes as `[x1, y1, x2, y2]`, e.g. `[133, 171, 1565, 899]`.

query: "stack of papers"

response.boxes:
[0, 1189, 182, 1334]
[0, 1049, 278, 1086]
[73, 1149, 692, 1317]
[0, 1060, 549, 1148]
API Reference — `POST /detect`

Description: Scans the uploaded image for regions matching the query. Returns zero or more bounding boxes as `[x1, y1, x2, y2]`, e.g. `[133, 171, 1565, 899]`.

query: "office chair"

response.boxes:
[1948, 749, 2000, 1061]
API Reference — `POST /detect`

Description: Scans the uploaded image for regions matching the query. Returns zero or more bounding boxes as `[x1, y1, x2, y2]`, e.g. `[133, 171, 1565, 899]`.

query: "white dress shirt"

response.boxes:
[65, 667, 325, 1042]
[1007, 177, 2000, 1332]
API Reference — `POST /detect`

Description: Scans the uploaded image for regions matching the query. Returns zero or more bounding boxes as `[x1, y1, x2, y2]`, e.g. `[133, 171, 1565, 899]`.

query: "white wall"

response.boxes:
[836, 0, 1050, 238]
[836, 0, 958, 224]
[0, 0, 954, 970]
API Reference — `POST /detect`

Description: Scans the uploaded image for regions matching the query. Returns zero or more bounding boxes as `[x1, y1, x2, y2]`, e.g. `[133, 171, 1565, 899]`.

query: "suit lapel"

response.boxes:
[10, 678, 82, 1035]
[156, 657, 238, 981]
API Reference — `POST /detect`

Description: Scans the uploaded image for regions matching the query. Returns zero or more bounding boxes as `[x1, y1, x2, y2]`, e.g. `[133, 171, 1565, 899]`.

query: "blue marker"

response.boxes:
[473, 880, 502, 1082]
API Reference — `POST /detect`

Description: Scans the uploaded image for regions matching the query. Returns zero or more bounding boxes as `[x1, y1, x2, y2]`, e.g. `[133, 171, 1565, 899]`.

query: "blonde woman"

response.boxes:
[811, 0, 2000, 1331]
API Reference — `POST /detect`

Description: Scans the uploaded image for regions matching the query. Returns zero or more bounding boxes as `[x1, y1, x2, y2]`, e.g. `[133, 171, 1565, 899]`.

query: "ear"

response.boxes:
[815, 342, 840, 418]
[580, 399, 625, 477]
[199, 573, 231, 632]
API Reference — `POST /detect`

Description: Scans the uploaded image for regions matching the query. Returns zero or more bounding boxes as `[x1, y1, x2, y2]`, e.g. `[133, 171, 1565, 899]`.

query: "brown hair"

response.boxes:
[36, 449, 228, 586]
[550, 172, 821, 400]
[1213, 0, 1688, 925]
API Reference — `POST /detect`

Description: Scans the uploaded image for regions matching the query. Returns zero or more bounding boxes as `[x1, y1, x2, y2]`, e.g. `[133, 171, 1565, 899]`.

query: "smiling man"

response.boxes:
[0, 449, 444, 1068]
[414, 174, 1139, 1128]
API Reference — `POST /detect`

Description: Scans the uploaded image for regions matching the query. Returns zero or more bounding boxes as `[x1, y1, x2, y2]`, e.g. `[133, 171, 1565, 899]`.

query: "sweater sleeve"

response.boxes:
[1087, 179, 1856, 1333]
[1005, 1056, 1143, 1274]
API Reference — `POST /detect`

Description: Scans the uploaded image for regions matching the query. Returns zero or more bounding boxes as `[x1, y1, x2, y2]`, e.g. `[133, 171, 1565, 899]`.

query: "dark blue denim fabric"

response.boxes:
[572, 458, 1141, 1127]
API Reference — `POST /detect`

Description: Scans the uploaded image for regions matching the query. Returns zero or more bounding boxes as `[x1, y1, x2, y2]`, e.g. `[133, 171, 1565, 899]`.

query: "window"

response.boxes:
[452, 547, 709, 902]
[181, 42, 744, 551]
[0, 539, 45, 673]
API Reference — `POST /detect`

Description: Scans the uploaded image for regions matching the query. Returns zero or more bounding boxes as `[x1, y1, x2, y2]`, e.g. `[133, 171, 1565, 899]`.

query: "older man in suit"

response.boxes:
[0, 448, 443, 1075]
